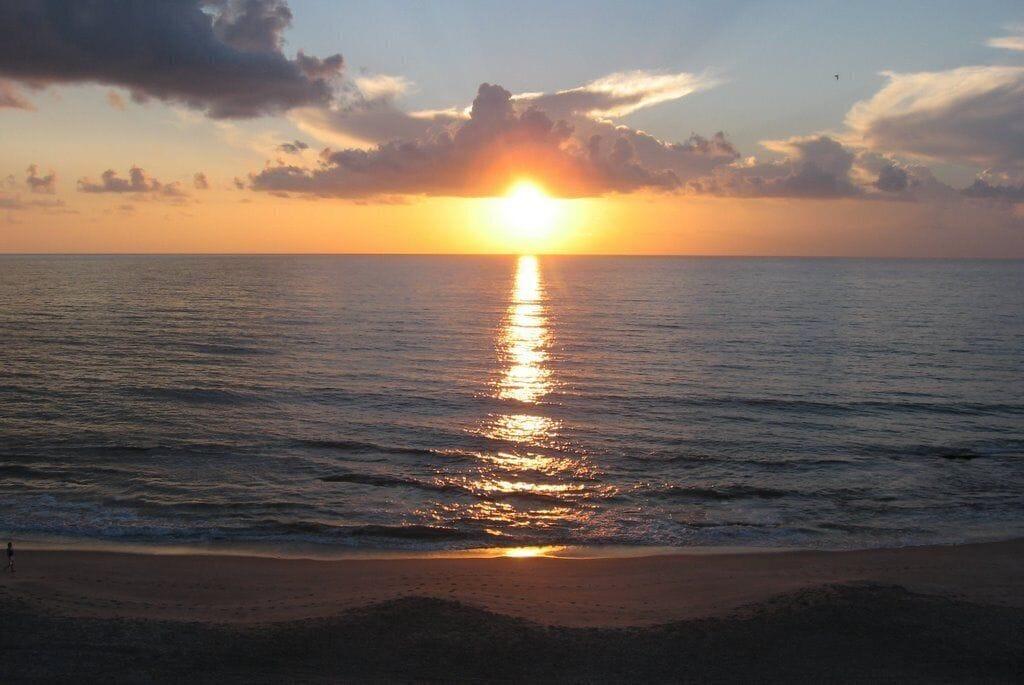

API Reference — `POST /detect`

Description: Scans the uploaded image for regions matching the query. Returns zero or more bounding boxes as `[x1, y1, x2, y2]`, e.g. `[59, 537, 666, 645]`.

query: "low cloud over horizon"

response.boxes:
[251, 75, 740, 198]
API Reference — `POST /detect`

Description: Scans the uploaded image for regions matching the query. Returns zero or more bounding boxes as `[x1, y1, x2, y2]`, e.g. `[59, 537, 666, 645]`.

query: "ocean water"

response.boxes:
[1, 255, 1022, 553]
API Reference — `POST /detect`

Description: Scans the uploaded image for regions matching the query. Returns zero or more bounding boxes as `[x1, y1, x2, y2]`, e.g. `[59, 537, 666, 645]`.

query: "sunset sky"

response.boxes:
[2, 0, 1024, 255]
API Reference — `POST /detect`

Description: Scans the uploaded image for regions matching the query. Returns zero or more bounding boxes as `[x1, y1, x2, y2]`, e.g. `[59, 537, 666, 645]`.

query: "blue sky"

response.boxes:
[291, 0, 1022, 157]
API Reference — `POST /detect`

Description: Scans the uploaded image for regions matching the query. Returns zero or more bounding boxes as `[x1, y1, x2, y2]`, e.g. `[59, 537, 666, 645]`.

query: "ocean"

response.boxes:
[1, 255, 1022, 553]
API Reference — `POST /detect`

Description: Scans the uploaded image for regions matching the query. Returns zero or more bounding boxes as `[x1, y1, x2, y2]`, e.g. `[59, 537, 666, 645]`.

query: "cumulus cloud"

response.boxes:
[691, 135, 861, 198]
[193, 172, 210, 190]
[688, 135, 962, 202]
[78, 167, 188, 198]
[292, 68, 718, 152]
[256, 75, 737, 198]
[844, 66, 1024, 171]
[852, 151, 956, 201]
[211, 0, 292, 53]
[962, 178, 1024, 202]
[872, 163, 909, 193]
[0, 0, 343, 118]
[26, 165, 56, 194]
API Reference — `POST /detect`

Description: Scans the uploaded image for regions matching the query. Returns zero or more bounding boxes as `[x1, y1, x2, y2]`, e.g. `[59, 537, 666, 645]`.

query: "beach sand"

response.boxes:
[1, 540, 1022, 681]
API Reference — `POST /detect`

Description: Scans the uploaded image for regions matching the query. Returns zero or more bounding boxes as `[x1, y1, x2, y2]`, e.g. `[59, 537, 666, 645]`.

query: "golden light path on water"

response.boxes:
[422, 255, 607, 552]
[497, 255, 551, 405]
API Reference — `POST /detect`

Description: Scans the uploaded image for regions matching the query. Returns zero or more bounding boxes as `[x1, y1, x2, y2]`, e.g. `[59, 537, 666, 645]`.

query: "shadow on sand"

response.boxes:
[1, 584, 1022, 683]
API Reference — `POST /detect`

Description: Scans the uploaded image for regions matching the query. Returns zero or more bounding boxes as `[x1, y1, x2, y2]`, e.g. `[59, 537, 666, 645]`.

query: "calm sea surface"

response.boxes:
[1, 255, 1022, 553]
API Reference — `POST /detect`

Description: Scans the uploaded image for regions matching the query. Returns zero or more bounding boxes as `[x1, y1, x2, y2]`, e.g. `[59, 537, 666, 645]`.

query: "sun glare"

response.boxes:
[498, 180, 559, 240]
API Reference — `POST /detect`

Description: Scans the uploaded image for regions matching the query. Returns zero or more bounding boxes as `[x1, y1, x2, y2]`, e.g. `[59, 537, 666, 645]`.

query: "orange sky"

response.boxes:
[4, 188, 1023, 257]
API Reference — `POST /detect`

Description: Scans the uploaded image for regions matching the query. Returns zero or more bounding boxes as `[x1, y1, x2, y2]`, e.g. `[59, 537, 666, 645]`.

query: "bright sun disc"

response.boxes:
[499, 180, 558, 239]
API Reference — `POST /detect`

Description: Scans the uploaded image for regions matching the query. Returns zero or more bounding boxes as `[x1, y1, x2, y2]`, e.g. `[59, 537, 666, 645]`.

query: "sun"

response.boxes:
[498, 180, 558, 239]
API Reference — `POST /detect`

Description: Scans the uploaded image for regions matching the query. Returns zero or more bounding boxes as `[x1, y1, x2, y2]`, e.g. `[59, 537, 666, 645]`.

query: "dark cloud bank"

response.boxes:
[0, 0, 343, 118]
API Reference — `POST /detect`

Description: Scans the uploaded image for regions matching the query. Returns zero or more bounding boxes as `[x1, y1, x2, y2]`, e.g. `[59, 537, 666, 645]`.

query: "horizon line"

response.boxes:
[1, 252, 1022, 260]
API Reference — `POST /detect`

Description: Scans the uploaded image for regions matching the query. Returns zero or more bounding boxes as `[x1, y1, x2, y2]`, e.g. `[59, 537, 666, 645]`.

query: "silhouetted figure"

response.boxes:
[5, 542, 13, 573]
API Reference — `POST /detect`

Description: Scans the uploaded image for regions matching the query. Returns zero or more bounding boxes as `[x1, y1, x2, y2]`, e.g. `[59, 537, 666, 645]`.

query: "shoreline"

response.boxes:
[10, 532, 1023, 562]
[4, 537, 1022, 628]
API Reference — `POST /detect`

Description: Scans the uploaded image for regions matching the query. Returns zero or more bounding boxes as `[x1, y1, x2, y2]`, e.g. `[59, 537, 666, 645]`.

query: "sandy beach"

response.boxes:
[2, 539, 1022, 681]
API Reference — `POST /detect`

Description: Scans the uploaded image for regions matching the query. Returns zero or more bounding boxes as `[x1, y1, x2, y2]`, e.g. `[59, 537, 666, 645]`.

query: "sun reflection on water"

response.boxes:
[501, 545, 566, 558]
[419, 255, 614, 544]
[497, 255, 551, 404]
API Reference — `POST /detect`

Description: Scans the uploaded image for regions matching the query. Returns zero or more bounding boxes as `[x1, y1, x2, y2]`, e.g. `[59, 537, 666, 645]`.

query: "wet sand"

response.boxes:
[4, 539, 1023, 626]
[1, 540, 1022, 682]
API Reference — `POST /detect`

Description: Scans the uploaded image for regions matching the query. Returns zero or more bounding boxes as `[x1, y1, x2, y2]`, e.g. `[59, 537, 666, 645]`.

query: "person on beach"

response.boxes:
[5, 542, 13, 573]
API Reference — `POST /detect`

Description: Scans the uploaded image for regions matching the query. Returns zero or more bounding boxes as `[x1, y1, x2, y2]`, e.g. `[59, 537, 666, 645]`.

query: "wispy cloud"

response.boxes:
[987, 24, 1024, 51]
[844, 66, 1024, 171]
[516, 69, 721, 119]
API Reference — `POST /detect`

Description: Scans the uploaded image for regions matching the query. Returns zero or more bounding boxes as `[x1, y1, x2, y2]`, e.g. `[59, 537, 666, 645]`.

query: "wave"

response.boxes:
[253, 520, 482, 542]
[320, 470, 592, 505]
[852, 443, 1022, 461]
[299, 438, 477, 460]
[320, 471, 460, 494]
[591, 393, 1024, 417]
[645, 484, 790, 501]
[176, 342, 268, 356]
[349, 524, 478, 541]
[127, 386, 264, 405]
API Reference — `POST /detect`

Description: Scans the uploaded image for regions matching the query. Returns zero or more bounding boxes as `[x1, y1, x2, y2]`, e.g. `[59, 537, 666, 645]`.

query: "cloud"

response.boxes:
[26, 164, 57, 194]
[872, 163, 909, 193]
[516, 70, 719, 119]
[0, 196, 64, 210]
[193, 172, 210, 190]
[844, 66, 1024, 171]
[692, 135, 861, 198]
[354, 74, 414, 101]
[255, 77, 737, 198]
[0, 0, 343, 118]
[0, 190, 67, 216]
[106, 90, 126, 111]
[292, 68, 718, 152]
[211, 0, 292, 53]
[962, 178, 1024, 202]
[688, 135, 963, 202]
[277, 139, 309, 154]
[78, 166, 188, 198]
[289, 73, 461, 149]
[987, 25, 1024, 51]
[0, 79, 34, 109]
